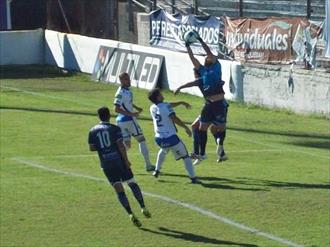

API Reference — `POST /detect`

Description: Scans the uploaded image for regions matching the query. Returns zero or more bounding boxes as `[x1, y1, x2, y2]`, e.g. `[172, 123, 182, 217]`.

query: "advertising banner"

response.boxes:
[225, 17, 307, 63]
[92, 46, 164, 90]
[150, 9, 223, 55]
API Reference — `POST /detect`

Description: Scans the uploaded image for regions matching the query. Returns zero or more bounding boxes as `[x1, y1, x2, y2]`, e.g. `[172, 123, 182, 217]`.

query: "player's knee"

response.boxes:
[126, 178, 136, 185]
[199, 123, 209, 131]
[124, 141, 131, 149]
[135, 135, 145, 142]
[113, 182, 124, 192]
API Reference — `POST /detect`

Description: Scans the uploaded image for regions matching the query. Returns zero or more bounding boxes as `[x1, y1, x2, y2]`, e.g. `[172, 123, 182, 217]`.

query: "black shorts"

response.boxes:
[102, 158, 134, 185]
[200, 99, 228, 125]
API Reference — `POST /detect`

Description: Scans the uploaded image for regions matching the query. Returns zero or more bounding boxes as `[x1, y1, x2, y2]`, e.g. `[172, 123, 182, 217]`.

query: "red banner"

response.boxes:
[225, 17, 308, 64]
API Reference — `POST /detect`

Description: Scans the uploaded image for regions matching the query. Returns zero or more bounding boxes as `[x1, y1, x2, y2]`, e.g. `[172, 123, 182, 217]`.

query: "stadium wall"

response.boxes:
[44, 29, 242, 101]
[242, 64, 330, 116]
[0, 29, 329, 116]
[0, 29, 44, 65]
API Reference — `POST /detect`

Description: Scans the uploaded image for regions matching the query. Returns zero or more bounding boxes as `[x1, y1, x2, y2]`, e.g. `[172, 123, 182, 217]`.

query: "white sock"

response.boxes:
[183, 157, 195, 178]
[155, 149, 166, 171]
[139, 141, 152, 167]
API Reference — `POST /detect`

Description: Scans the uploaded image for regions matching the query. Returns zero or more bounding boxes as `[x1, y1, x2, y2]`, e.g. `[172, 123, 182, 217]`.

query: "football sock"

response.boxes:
[117, 192, 133, 214]
[128, 182, 145, 208]
[139, 141, 152, 167]
[198, 130, 207, 156]
[183, 157, 195, 178]
[192, 128, 200, 155]
[155, 149, 166, 171]
[213, 130, 226, 145]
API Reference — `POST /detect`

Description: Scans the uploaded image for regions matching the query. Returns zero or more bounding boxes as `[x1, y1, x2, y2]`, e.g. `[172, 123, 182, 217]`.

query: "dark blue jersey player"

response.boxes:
[88, 106, 151, 227]
[174, 31, 228, 163]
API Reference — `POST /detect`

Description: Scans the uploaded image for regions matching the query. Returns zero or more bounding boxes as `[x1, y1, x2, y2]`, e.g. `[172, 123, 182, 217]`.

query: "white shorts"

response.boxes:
[116, 119, 143, 141]
[161, 141, 189, 160]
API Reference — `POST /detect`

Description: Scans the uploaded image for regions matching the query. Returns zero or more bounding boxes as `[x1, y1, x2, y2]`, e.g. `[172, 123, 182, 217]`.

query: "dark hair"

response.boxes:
[97, 106, 110, 121]
[148, 88, 161, 104]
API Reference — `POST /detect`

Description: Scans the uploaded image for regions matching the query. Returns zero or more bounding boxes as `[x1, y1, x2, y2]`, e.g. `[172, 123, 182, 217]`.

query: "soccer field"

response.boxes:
[1, 66, 329, 247]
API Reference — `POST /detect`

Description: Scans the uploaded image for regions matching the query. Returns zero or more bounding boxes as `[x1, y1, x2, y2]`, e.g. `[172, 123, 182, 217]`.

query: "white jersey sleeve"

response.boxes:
[114, 87, 123, 106]
[150, 102, 177, 138]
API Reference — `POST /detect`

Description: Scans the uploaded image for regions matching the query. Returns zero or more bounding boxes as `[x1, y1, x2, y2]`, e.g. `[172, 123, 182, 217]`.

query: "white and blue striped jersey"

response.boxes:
[150, 102, 177, 139]
[114, 87, 134, 122]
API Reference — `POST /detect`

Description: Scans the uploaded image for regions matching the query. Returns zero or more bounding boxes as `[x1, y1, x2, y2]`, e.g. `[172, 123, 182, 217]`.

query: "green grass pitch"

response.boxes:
[1, 66, 329, 247]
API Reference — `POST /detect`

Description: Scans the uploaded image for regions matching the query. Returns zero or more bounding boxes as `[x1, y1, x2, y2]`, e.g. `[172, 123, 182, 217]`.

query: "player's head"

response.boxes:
[97, 106, 110, 122]
[148, 88, 164, 104]
[204, 56, 214, 67]
[119, 72, 131, 88]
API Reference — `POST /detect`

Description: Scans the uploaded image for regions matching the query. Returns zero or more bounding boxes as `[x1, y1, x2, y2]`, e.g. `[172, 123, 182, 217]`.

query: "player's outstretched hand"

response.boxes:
[185, 127, 192, 137]
[182, 102, 191, 109]
[174, 87, 181, 95]
[131, 112, 140, 117]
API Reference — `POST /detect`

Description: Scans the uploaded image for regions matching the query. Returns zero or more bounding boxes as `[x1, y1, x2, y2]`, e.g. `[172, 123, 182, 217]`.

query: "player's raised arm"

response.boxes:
[186, 43, 201, 69]
[197, 36, 217, 64]
[174, 80, 200, 95]
[169, 101, 191, 109]
[170, 114, 192, 137]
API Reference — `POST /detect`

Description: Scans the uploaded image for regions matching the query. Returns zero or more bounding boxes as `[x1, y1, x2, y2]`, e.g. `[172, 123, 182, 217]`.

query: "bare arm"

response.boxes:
[174, 80, 200, 95]
[169, 101, 191, 109]
[133, 104, 143, 113]
[170, 114, 192, 137]
[89, 144, 97, 152]
[198, 37, 217, 64]
[114, 105, 139, 117]
[186, 44, 201, 69]
[116, 139, 131, 169]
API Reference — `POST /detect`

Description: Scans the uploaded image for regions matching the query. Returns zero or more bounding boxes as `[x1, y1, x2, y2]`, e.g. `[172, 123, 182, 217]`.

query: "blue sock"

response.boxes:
[129, 183, 145, 208]
[198, 130, 207, 156]
[117, 192, 133, 214]
[192, 128, 200, 155]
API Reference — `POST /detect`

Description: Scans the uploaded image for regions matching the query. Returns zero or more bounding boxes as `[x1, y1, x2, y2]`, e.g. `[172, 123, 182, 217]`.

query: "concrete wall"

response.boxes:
[44, 29, 240, 101]
[0, 29, 44, 65]
[242, 64, 330, 116]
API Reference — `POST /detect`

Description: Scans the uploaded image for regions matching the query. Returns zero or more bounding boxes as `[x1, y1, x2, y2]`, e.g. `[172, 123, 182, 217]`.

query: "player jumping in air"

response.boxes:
[148, 88, 200, 184]
[88, 106, 151, 227]
[174, 32, 228, 164]
[114, 72, 155, 172]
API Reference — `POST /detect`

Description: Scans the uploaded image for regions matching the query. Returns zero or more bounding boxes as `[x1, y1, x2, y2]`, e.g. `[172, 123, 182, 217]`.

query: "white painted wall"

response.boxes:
[0, 29, 44, 65]
[44, 29, 241, 100]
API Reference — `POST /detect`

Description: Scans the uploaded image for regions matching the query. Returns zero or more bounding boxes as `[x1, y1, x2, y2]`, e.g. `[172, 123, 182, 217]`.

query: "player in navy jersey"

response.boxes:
[174, 33, 228, 163]
[88, 106, 151, 227]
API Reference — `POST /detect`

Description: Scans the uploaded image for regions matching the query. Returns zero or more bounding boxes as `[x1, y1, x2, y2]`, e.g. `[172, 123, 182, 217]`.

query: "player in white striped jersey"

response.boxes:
[148, 88, 200, 184]
[114, 72, 154, 172]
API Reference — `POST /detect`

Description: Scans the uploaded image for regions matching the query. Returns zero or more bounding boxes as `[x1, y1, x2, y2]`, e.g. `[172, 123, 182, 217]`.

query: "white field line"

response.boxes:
[231, 135, 330, 160]
[11, 157, 305, 247]
[0, 85, 95, 107]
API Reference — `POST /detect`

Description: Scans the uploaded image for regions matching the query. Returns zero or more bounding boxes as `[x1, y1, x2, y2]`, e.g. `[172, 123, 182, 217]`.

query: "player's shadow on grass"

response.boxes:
[140, 227, 258, 247]
[288, 140, 330, 150]
[157, 173, 268, 191]
[236, 177, 330, 190]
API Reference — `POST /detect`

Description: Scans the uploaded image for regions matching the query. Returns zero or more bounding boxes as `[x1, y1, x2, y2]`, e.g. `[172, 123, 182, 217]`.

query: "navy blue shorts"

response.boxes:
[200, 99, 228, 125]
[102, 158, 134, 185]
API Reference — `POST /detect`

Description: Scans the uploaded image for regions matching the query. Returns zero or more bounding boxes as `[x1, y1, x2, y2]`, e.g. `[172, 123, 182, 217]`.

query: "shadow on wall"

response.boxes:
[44, 34, 81, 72]
[0, 65, 75, 79]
